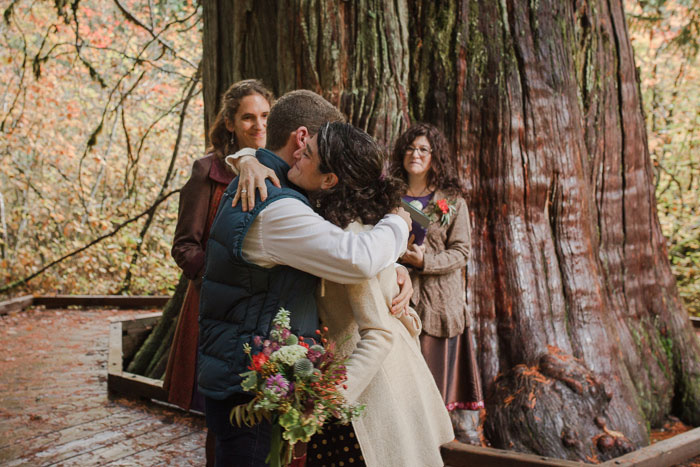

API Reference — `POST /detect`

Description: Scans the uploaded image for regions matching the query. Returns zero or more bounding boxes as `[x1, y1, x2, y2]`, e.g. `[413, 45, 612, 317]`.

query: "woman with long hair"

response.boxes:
[167, 79, 274, 464]
[288, 122, 454, 466]
[391, 122, 484, 444]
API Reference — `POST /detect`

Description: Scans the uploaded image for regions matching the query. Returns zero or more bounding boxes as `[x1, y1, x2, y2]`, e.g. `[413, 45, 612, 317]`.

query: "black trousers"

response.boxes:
[205, 395, 271, 467]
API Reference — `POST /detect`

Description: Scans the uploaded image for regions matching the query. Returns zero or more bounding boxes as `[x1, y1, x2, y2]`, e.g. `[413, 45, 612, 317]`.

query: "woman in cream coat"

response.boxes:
[287, 122, 454, 467]
[315, 231, 454, 467]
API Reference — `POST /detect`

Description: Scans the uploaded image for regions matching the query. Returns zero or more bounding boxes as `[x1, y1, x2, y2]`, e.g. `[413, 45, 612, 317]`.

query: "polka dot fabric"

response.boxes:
[306, 423, 366, 466]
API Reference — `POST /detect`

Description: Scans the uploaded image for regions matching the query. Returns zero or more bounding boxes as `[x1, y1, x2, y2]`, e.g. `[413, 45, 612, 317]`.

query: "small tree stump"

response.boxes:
[484, 346, 635, 463]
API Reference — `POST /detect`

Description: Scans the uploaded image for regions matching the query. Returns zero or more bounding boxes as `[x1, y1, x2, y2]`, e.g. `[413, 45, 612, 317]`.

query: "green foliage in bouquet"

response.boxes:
[230, 308, 365, 467]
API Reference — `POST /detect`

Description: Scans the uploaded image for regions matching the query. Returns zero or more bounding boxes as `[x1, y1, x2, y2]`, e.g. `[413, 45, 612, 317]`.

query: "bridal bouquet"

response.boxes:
[232, 308, 364, 467]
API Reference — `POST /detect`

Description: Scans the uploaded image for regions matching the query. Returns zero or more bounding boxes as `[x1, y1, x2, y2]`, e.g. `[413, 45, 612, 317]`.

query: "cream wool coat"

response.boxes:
[316, 225, 454, 467]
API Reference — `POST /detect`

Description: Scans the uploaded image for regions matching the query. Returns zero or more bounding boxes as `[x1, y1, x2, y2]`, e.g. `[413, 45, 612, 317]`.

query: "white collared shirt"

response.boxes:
[241, 198, 408, 284]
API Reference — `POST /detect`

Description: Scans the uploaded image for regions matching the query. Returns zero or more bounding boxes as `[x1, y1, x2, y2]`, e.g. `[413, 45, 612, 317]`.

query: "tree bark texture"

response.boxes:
[202, 0, 700, 459]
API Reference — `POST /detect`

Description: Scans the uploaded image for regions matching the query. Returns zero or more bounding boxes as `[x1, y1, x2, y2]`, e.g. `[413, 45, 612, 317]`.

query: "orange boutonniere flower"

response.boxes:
[428, 198, 457, 226]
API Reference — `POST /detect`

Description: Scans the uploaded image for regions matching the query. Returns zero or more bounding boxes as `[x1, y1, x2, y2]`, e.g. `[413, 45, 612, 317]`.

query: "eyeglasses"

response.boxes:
[405, 146, 431, 156]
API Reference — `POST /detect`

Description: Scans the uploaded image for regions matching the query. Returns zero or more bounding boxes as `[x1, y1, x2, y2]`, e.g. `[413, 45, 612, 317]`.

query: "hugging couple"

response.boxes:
[198, 90, 454, 466]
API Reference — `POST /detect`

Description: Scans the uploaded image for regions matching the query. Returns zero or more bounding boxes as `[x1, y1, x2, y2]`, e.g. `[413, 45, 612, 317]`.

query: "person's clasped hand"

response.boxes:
[391, 265, 413, 316]
[401, 243, 425, 270]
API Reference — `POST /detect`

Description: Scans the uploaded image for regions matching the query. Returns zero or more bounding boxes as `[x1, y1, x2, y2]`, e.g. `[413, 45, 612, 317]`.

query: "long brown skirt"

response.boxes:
[163, 182, 227, 413]
[163, 280, 202, 410]
[419, 327, 484, 411]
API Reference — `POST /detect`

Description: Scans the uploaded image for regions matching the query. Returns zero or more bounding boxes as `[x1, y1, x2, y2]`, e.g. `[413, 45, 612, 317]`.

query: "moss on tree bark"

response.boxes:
[126, 274, 188, 379]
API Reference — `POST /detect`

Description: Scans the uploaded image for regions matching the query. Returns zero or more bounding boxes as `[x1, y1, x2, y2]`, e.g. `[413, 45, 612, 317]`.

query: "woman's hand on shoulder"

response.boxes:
[231, 156, 281, 212]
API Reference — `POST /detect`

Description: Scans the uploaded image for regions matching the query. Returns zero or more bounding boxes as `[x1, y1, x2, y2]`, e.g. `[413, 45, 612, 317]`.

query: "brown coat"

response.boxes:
[171, 154, 234, 281]
[409, 189, 471, 338]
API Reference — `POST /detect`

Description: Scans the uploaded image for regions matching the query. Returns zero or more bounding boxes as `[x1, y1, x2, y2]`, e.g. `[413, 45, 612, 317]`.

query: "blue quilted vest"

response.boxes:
[198, 149, 320, 400]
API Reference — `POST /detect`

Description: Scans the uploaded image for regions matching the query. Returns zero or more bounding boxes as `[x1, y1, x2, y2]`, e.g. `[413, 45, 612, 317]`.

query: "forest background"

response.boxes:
[0, 0, 698, 316]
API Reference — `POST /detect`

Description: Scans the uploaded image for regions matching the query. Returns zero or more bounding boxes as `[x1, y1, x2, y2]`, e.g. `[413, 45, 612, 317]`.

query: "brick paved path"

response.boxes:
[0, 307, 206, 466]
[1, 306, 698, 467]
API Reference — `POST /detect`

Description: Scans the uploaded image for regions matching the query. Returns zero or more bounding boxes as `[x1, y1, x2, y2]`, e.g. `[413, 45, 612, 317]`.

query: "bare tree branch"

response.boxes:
[112, 0, 198, 69]
[118, 62, 202, 292]
[31, 23, 58, 79]
[0, 189, 181, 294]
[122, 89, 201, 197]
[0, 191, 7, 259]
[69, 5, 108, 88]
[2, 0, 20, 24]
[0, 14, 28, 132]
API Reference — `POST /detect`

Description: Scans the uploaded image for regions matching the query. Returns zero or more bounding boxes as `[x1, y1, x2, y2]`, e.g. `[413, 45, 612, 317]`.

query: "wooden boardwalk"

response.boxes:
[1, 303, 699, 467]
[0, 307, 205, 466]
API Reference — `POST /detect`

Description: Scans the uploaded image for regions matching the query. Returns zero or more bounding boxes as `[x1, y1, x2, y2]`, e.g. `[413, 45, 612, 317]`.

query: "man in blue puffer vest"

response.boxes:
[199, 90, 412, 466]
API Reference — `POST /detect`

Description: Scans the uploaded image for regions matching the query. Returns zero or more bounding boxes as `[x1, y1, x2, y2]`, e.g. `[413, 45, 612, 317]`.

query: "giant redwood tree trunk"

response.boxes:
[202, 0, 700, 461]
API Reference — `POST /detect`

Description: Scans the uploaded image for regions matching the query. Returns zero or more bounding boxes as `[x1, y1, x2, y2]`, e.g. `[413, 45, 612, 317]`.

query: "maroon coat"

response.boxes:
[171, 154, 234, 280]
[165, 154, 234, 410]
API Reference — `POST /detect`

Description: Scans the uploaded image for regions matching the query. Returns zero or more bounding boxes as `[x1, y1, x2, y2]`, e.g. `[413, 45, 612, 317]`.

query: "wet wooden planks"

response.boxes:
[0, 295, 33, 316]
[0, 307, 205, 466]
[33, 295, 170, 310]
[0, 296, 170, 316]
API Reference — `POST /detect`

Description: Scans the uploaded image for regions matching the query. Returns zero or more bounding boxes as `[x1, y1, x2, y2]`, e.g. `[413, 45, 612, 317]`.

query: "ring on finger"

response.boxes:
[241, 188, 248, 193]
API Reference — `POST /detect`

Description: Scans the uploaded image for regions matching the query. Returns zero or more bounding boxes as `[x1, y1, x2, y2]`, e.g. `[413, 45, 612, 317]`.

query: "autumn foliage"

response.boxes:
[0, 0, 697, 322]
[627, 0, 700, 316]
[0, 1, 202, 296]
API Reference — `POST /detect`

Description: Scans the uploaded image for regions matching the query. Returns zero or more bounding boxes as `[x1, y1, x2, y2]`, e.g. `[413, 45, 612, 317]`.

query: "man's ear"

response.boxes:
[225, 118, 234, 133]
[320, 172, 339, 190]
[294, 126, 309, 149]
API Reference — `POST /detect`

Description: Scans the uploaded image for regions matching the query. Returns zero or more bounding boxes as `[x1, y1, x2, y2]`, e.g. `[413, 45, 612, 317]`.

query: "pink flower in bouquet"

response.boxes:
[307, 348, 322, 363]
[253, 336, 263, 347]
[261, 339, 275, 356]
[265, 374, 291, 396]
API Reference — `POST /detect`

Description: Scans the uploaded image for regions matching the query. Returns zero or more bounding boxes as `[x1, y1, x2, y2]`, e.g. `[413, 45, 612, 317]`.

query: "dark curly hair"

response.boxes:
[312, 122, 406, 229]
[390, 123, 465, 197]
[207, 79, 275, 160]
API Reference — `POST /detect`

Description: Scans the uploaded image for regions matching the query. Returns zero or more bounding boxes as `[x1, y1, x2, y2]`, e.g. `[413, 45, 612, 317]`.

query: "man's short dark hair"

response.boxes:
[266, 90, 345, 151]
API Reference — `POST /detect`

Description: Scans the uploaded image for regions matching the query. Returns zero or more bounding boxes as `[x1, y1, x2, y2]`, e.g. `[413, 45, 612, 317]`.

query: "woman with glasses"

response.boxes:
[391, 123, 484, 444]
